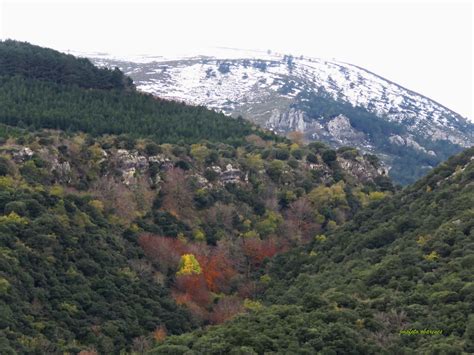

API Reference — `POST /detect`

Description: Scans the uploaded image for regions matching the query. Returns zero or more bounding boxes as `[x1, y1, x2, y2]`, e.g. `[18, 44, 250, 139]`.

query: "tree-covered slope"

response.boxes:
[0, 40, 133, 90]
[0, 41, 271, 145]
[0, 126, 391, 353]
[0, 41, 396, 353]
[3, 41, 471, 354]
[0, 174, 194, 354]
[152, 147, 474, 354]
[0, 75, 261, 144]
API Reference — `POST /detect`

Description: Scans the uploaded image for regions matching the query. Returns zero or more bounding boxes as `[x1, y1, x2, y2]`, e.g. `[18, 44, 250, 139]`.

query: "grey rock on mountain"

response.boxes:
[83, 48, 473, 184]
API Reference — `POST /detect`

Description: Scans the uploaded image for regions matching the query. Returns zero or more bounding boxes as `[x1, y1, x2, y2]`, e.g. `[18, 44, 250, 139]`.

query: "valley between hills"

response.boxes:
[0, 40, 472, 354]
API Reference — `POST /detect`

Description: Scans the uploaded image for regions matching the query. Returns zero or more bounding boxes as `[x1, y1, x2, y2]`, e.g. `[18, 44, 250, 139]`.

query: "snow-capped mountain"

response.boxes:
[83, 48, 473, 184]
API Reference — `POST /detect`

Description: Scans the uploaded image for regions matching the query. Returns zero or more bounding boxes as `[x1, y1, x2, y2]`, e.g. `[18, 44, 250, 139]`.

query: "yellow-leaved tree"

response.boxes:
[308, 181, 347, 207]
[177, 254, 202, 276]
[190, 144, 210, 164]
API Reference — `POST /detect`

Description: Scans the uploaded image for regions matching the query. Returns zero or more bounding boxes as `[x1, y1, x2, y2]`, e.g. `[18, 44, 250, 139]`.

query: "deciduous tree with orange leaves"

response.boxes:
[153, 325, 167, 342]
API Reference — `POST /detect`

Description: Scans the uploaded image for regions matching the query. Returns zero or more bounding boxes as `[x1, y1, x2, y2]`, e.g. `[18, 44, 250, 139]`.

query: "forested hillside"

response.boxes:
[0, 40, 133, 90]
[152, 147, 474, 354]
[1, 40, 471, 355]
[0, 42, 395, 353]
[0, 168, 194, 353]
[0, 40, 272, 145]
[0, 126, 391, 353]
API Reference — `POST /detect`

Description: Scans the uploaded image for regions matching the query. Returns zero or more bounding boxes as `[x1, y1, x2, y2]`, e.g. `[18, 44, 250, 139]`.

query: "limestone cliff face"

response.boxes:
[266, 108, 307, 132]
[389, 135, 436, 156]
[265, 111, 366, 147]
[266, 112, 370, 152]
[325, 115, 367, 146]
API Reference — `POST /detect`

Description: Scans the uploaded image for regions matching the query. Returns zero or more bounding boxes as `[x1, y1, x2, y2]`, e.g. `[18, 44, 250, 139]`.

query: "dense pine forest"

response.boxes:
[0, 40, 133, 90]
[0, 41, 472, 354]
[0, 40, 272, 145]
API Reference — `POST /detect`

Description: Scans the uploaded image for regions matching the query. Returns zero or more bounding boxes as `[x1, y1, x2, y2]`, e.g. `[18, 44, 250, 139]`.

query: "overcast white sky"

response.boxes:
[1, 0, 472, 119]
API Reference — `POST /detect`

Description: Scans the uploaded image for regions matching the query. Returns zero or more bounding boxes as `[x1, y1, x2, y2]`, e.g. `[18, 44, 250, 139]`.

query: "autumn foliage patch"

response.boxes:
[138, 233, 282, 324]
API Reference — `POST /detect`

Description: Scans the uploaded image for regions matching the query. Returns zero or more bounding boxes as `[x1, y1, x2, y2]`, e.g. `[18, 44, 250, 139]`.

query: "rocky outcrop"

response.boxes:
[220, 164, 242, 184]
[114, 149, 148, 185]
[389, 134, 436, 156]
[304, 115, 369, 151]
[4, 140, 384, 193]
[12, 147, 34, 162]
[337, 156, 387, 182]
[51, 159, 72, 183]
[116, 149, 148, 170]
[306, 162, 333, 184]
[114, 150, 178, 185]
[209, 164, 246, 185]
[266, 111, 368, 150]
[326, 115, 366, 146]
[266, 108, 307, 132]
